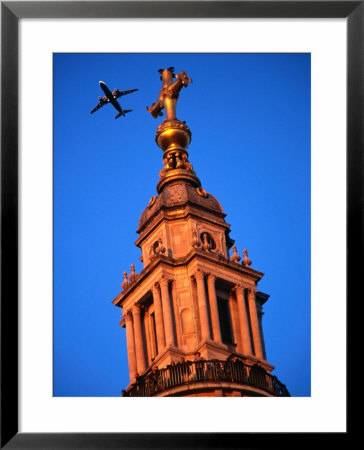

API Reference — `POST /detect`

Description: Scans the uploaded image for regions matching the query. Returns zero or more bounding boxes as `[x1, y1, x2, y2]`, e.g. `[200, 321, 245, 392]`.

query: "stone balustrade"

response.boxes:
[123, 358, 290, 397]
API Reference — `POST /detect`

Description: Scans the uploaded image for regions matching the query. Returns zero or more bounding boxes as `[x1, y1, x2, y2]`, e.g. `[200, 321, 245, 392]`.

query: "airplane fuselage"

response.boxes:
[99, 81, 124, 115]
[91, 81, 137, 119]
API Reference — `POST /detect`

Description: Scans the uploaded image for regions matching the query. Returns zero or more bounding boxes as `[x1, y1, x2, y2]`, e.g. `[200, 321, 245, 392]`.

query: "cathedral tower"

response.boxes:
[113, 68, 289, 397]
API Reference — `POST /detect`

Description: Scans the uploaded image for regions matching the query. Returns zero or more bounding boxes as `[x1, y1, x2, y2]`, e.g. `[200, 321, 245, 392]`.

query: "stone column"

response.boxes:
[207, 274, 222, 344]
[235, 284, 253, 356]
[247, 288, 264, 359]
[144, 310, 153, 362]
[195, 269, 211, 341]
[152, 283, 166, 353]
[124, 309, 137, 381]
[132, 304, 147, 374]
[160, 276, 175, 346]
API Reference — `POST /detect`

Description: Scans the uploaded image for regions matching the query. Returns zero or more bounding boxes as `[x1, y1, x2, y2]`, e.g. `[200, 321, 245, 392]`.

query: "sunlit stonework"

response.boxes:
[113, 68, 289, 397]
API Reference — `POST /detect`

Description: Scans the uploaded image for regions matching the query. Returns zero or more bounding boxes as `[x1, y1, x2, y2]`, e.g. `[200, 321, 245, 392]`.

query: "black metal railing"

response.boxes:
[124, 359, 290, 397]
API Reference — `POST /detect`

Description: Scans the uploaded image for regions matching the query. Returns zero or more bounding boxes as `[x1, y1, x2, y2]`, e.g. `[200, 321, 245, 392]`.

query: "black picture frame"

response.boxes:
[1, 1, 357, 448]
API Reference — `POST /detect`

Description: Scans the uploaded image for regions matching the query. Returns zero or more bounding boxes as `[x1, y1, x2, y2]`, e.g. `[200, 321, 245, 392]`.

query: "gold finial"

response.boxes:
[147, 67, 192, 121]
[147, 68, 200, 193]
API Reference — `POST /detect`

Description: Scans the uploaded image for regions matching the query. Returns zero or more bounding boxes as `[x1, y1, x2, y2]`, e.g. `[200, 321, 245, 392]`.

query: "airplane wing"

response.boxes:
[90, 100, 108, 114]
[114, 88, 138, 99]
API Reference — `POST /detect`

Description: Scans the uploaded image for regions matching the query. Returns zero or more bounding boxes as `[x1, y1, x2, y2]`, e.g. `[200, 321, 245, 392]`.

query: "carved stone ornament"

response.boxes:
[194, 269, 205, 281]
[192, 230, 200, 248]
[159, 276, 170, 287]
[153, 237, 166, 255]
[200, 232, 216, 252]
[132, 304, 142, 315]
[242, 249, 252, 267]
[128, 264, 137, 283]
[231, 282, 244, 295]
[149, 237, 166, 262]
[123, 309, 133, 323]
[196, 187, 208, 198]
[121, 271, 130, 290]
[247, 287, 257, 302]
[202, 233, 211, 252]
[230, 244, 241, 263]
[152, 282, 160, 295]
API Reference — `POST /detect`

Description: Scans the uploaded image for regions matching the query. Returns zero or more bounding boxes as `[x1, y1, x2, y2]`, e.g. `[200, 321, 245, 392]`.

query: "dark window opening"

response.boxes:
[150, 312, 158, 356]
[217, 297, 233, 345]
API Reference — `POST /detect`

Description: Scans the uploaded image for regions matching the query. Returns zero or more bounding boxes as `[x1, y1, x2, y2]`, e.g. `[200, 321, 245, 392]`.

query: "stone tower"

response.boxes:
[113, 68, 289, 397]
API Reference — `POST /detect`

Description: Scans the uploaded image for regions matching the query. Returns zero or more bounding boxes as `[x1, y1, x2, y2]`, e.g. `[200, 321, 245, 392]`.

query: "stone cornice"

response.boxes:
[112, 248, 264, 307]
[255, 291, 270, 306]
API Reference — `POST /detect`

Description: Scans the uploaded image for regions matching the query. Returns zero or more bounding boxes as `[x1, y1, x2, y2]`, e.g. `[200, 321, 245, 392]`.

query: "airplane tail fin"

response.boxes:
[114, 109, 132, 119]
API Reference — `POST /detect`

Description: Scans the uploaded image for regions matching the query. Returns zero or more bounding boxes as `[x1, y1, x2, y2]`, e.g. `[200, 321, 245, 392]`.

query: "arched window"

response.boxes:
[200, 232, 216, 251]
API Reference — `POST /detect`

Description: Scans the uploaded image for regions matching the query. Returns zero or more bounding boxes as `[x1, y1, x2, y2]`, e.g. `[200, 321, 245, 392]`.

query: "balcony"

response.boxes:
[123, 359, 290, 397]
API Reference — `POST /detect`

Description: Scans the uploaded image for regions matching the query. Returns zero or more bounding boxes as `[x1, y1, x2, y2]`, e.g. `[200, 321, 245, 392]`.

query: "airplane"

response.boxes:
[90, 81, 138, 119]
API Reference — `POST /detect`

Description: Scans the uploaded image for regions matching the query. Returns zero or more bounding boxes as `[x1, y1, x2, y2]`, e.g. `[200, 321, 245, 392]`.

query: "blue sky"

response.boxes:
[53, 53, 311, 397]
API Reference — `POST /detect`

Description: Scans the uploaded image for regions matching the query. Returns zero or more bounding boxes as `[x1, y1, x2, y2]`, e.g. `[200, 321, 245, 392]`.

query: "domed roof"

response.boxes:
[138, 181, 225, 232]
